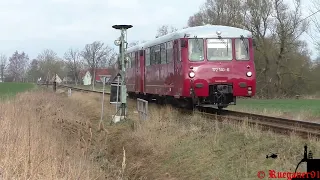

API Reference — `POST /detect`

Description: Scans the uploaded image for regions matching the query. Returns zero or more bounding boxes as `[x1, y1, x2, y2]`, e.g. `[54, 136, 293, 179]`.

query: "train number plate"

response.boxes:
[212, 67, 230, 72]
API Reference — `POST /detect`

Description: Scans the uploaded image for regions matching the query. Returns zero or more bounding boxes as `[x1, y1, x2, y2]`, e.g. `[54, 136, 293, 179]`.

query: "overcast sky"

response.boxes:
[0, 0, 318, 60]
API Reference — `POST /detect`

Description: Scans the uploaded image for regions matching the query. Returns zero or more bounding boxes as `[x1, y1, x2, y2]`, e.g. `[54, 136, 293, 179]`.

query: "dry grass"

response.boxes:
[2, 87, 320, 180]
[0, 89, 125, 179]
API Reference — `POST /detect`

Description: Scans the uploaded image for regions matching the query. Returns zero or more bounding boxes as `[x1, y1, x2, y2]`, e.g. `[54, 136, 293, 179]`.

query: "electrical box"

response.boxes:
[110, 76, 121, 104]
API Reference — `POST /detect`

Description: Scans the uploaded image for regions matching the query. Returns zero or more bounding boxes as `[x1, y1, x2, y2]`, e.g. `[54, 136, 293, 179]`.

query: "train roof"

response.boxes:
[126, 24, 252, 52]
[126, 43, 144, 53]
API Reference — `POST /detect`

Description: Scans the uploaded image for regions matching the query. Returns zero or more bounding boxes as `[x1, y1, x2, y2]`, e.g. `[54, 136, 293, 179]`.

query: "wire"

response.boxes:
[299, 8, 320, 24]
[294, 159, 304, 173]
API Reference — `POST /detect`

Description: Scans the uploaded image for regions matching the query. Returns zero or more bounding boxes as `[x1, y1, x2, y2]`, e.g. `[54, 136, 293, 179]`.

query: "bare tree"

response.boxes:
[81, 41, 115, 90]
[309, 1, 320, 54]
[271, 0, 309, 95]
[64, 48, 81, 85]
[188, 0, 244, 28]
[7, 51, 29, 82]
[156, 25, 178, 37]
[0, 54, 6, 82]
[37, 49, 67, 82]
[128, 41, 140, 48]
[127, 40, 147, 48]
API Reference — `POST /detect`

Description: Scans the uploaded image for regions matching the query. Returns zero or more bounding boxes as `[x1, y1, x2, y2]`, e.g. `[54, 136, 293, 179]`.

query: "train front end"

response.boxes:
[182, 27, 256, 109]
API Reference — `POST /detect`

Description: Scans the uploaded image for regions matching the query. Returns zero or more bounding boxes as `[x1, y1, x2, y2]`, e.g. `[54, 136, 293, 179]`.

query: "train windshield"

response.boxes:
[206, 38, 232, 61]
[235, 38, 250, 60]
[188, 39, 204, 61]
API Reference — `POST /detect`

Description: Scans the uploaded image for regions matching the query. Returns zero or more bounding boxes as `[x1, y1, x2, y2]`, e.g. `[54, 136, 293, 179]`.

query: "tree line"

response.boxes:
[0, 41, 117, 90]
[0, 0, 320, 98]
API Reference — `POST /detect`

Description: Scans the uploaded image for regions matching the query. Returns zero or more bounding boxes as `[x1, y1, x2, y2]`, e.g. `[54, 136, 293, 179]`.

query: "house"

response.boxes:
[62, 76, 74, 84]
[50, 74, 62, 84]
[95, 68, 110, 83]
[83, 71, 92, 86]
[79, 68, 112, 85]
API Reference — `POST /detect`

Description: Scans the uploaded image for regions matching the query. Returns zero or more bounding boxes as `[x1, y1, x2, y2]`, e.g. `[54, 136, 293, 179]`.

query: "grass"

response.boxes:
[58, 89, 320, 179]
[0, 82, 36, 99]
[227, 98, 320, 120]
[2, 87, 320, 179]
[70, 83, 110, 93]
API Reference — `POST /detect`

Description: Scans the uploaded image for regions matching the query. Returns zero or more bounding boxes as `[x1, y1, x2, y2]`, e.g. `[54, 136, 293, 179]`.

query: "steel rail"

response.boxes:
[41, 83, 320, 138]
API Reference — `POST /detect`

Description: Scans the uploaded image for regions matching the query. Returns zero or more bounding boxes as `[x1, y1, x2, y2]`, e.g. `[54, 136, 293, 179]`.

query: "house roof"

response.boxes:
[79, 70, 88, 77]
[95, 68, 111, 81]
[79, 68, 113, 81]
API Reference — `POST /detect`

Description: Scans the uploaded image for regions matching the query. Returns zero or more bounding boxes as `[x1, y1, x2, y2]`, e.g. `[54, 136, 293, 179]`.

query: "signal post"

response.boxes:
[112, 24, 133, 119]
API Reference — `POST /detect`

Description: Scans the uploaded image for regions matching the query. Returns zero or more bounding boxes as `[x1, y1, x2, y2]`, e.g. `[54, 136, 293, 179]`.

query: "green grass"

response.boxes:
[0, 82, 36, 99]
[227, 98, 320, 118]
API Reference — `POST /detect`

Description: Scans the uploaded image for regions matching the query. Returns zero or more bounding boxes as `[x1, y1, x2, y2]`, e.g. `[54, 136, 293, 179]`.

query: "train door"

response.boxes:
[135, 51, 140, 93]
[173, 39, 183, 97]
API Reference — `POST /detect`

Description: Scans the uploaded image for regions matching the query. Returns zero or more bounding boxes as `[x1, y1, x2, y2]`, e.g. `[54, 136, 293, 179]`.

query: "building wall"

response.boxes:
[83, 71, 92, 85]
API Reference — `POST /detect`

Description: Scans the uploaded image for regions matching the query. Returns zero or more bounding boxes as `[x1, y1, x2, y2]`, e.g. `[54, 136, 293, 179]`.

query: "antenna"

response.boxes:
[112, 24, 133, 118]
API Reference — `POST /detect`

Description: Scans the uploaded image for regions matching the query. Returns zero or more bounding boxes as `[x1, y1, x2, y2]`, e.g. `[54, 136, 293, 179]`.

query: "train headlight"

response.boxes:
[189, 71, 195, 78]
[246, 71, 252, 77]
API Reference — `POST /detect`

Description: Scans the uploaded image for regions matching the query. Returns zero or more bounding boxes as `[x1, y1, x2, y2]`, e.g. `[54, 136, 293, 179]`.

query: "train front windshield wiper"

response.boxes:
[218, 36, 229, 53]
[194, 36, 202, 52]
[240, 35, 249, 53]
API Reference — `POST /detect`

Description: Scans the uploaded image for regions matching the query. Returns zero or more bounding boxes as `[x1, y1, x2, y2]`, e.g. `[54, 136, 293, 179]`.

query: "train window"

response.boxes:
[145, 48, 150, 66]
[136, 52, 140, 67]
[128, 53, 132, 68]
[207, 39, 232, 61]
[188, 39, 204, 61]
[125, 53, 129, 68]
[166, 41, 173, 63]
[235, 39, 249, 60]
[131, 53, 135, 67]
[150, 46, 156, 65]
[160, 43, 166, 64]
[155, 45, 161, 64]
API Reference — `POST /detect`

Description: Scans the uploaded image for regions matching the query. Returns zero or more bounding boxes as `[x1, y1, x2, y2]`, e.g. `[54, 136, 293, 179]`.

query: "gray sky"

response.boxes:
[0, 0, 318, 60]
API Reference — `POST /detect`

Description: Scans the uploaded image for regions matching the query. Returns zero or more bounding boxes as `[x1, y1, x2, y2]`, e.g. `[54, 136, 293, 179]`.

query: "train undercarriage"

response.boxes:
[127, 84, 237, 110]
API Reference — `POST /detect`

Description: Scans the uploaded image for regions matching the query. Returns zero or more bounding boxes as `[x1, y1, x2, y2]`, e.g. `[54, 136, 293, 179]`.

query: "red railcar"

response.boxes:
[126, 25, 256, 109]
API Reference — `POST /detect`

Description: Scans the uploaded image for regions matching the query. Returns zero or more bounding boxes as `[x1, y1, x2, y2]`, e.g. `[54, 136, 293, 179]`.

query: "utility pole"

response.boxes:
[112, 24, 133, 118]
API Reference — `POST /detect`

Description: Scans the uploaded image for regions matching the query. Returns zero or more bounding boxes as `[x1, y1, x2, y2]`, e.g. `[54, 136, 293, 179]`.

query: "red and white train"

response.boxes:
[124, 24, 256, 109]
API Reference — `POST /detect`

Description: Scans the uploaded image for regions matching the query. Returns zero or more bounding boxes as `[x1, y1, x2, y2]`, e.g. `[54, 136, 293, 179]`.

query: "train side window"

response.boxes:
[125, 53, 129, 68]
[155, 45, 161, 64]
[128, 53, 131, 68]
[150, 46, 155, 65]
[131, 53, 133, 68]
[166, 41, 173, 63]
[136, 52, 139, 67]
[131, 52, 134, 68]
[235, 39, 249, 60]
[160, 43, 166, 64]
[145, 48, 150, 66]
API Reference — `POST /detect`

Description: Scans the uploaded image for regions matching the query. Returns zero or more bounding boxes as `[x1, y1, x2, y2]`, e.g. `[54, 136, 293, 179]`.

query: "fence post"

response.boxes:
[53, 81, 56, 92]
[137, 98, 148, 121]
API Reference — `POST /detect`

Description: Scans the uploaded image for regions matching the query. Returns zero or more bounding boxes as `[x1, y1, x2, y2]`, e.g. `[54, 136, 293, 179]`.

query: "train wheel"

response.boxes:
[179, 98, 194, 110]
[218, 105, 228, 110]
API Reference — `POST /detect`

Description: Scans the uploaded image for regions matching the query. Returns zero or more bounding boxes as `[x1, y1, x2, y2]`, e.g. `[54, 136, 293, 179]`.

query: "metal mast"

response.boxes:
[112, 24, 133, 117]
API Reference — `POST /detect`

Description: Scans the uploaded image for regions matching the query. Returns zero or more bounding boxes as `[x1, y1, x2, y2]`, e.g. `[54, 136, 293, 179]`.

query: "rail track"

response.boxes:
[40, 83, 320, 139]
